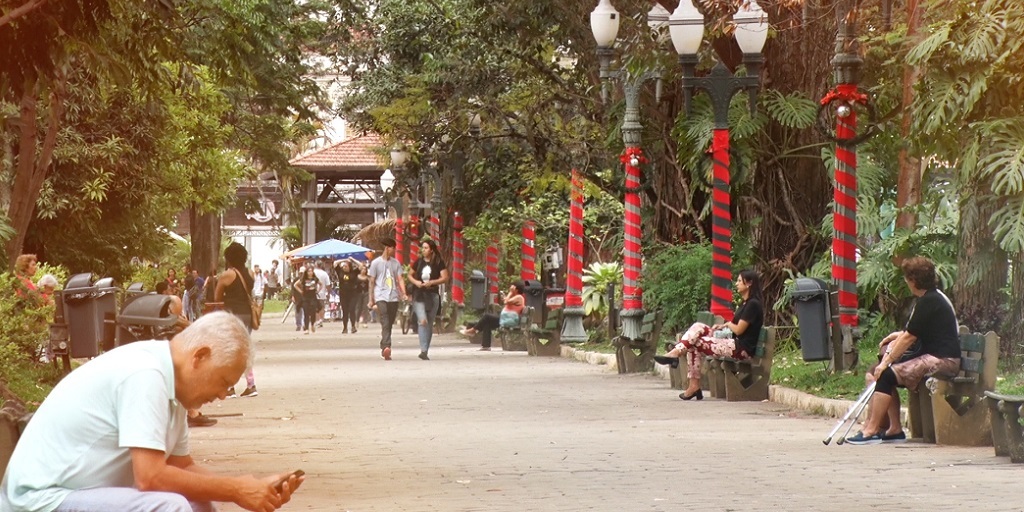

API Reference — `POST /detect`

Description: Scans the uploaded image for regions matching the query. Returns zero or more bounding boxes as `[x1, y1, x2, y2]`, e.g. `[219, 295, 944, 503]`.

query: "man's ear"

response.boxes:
[192, 346, 212, 368]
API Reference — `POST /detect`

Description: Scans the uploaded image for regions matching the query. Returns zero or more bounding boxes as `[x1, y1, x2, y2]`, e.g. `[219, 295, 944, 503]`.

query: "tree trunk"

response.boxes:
[953, 177, 1006, 336]
[895, 0, 922, 230]
[4, 71, 65, 268]
[190, 205, 222, 276]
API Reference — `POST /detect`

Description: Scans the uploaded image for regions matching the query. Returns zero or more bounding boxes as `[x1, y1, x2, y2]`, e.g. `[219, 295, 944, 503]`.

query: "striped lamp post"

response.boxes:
[561, 169, 588, 343]
[670, 0, 768, 318]
[817, 0, 872, 371]
[521, 221, 536, 281]
[408, 214, 420, 264]
[394, 217, 405, 266]
[591, 0, 660, 340]
[452, 212, 465, 306]
[429, 212, 440, 243]
[619, 147, 647, 339]
[486, 238, 500, 304]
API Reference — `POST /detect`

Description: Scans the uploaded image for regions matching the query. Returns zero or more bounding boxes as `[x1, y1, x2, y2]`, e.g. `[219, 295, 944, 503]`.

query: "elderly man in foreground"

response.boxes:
[0, 311, 304, 512]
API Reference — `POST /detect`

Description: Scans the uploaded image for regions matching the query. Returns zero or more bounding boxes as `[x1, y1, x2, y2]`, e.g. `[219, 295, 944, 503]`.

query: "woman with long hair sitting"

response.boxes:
[655, 269, 764, 400]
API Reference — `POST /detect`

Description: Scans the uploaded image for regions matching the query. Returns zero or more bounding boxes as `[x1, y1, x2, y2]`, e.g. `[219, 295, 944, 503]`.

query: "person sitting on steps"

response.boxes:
[654, 269, 764, 401]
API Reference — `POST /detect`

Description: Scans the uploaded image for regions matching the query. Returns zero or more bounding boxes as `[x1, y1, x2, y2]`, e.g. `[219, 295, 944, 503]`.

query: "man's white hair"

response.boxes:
[37, 274, 59, 288]
[175, 311, 252, 368]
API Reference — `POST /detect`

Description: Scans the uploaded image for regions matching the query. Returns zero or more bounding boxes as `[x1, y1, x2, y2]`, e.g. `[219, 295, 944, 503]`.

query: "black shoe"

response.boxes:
[679, 389, 704, 401]
[418, 352, 429, 360]
[654, 355, 679, 368]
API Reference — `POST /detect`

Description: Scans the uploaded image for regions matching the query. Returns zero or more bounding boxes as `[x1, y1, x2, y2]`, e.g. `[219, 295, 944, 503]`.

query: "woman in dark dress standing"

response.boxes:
[215, 242, 258, 397]
[335, 258, 362, 334]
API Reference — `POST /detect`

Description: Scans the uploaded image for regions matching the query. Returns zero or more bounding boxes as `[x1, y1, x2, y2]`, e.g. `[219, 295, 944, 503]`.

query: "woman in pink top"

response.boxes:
[462, 282, 525, 351]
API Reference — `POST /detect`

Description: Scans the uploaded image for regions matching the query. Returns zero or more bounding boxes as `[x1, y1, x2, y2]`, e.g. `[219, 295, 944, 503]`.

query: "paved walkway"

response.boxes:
[197, 316, 1021, 512]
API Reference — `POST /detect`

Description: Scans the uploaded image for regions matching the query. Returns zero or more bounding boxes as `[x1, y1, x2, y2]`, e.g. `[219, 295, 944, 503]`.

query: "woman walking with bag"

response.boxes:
[408, 240, 449, 360]
[215, 242, 259, 398]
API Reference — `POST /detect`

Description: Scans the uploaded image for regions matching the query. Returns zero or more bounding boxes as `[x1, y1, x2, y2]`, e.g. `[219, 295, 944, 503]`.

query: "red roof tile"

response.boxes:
[289, 132, 386, 170]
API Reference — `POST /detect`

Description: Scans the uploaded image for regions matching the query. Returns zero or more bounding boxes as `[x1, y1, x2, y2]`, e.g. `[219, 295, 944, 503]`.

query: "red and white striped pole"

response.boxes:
[452, 212, 465, 306]
[561, 169, 587, 343]
[429, 211, 440, 243]
[486, 237, 500, 305]
[395, 217, 405, 266]
[620, 147, 647, 339]
[521, 221, 536, 281]
[408, 214, 420, 264]
[708, 130, 734, 319]
[825, 84, 864, 329]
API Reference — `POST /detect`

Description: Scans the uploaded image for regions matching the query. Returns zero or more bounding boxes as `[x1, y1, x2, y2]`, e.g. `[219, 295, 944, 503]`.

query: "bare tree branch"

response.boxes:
[0, 0, 48, 28]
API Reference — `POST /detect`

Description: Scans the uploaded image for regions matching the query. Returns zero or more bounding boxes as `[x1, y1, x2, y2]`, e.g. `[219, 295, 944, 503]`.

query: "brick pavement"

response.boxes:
[194, 317, 1022, 512]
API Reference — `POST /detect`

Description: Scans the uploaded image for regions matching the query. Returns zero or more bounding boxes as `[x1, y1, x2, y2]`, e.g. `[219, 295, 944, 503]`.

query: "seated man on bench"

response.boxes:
[654, 269, 764, 401]
[846, 256, 961, 445]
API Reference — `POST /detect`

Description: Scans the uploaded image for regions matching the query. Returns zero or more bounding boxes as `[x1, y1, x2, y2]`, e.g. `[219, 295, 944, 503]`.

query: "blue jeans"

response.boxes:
[413, 293, 439, 354]
[55, 487, 214, 512]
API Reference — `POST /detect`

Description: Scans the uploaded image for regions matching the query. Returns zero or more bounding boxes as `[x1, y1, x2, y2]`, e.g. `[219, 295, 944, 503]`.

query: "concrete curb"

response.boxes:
[560, 344, 856, 419]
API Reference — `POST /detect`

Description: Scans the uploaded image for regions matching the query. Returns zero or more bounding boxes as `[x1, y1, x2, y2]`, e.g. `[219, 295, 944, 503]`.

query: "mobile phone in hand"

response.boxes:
[272, 469, 305, 492]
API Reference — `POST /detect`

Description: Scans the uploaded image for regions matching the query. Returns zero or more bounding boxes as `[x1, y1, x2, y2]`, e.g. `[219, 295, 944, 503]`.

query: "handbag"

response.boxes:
[235, 269, 262, 330]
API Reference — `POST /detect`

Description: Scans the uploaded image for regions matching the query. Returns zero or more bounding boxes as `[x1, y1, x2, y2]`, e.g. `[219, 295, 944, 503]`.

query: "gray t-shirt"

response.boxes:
[368, 256, 403, 303]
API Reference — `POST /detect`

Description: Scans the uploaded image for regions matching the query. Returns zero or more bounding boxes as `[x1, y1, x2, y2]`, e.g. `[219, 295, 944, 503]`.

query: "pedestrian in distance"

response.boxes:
[408, 240, 449, 360]
[0, 312, 304, 512]
[654, 269, 765, 401]
[334, 258, 362, 334]
[845, 256, 961, 445]
[215, 242, 258, 398]
[367, 237, 406, 360]
[294, 266, 323, 334]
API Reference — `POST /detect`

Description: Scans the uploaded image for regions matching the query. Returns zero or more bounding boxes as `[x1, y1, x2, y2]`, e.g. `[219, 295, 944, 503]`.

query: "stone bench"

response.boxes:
[707, 326, 777, 401]
[907, 329, 998, 445]
[613, 310, 663, 374]
[527, 308, 562, 357]
[984, 391, 1024, 462]
[497, 306, 532, 352]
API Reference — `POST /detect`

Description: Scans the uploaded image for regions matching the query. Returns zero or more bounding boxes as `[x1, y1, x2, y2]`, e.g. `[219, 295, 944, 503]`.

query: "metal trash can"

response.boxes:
[94, 277, 119, 352]
[521, 279, 544, 323]
[469, 270, 487, 311]
[116, 294, 178, 345]
[125, 282, 146, 300]
[791, 277, 832, 362]
[62, 273, 102, 358]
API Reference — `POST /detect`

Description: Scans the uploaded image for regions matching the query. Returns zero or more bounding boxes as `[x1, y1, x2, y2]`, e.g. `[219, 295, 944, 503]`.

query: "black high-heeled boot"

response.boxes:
[679, 389, 704, 401]
[653, 355, 679, 368]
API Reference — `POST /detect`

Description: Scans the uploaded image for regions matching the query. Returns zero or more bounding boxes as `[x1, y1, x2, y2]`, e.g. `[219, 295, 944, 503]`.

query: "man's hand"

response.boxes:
[234, 475, 283, 512]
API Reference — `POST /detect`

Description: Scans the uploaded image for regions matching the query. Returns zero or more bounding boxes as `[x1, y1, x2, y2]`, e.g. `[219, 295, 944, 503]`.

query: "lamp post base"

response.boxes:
[619, 307, 645, 341]
[560, 306, 588, 343]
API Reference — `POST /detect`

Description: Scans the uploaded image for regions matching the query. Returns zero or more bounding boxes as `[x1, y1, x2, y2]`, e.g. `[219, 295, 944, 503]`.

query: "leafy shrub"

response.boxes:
[641, 243, 713, 334]
[581, 261, 622, 324]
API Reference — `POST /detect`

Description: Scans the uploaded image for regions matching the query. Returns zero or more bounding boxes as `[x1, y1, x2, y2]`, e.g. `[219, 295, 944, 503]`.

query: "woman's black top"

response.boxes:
[732, 298, 764, 356]
[411, 256, 447, 301]
[337, 268, 362, 295]
[224, 268, 252, 317]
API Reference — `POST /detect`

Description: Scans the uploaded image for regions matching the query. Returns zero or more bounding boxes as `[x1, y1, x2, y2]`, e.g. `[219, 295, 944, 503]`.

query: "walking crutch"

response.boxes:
[280, 301, 294, 324]
[822, 381, 876, 445]
[835, 385, 876, 445]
